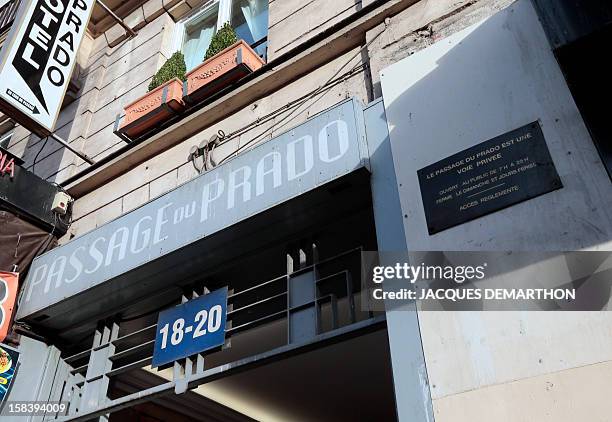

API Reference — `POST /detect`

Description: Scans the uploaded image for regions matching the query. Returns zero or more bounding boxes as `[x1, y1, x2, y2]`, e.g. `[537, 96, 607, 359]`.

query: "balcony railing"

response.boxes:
[0, 0, 20, 34]
[45, 246, 384, 419]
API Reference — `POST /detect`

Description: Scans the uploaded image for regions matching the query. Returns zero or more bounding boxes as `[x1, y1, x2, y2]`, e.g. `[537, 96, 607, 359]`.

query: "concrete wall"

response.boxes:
[433, 358, 612, 421]
[366, 0, 514, 97]
[380, 1, 612, 420]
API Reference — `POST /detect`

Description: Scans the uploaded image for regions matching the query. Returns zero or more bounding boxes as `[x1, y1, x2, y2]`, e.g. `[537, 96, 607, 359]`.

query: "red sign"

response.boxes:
[0, 150, 15, 178]
[0, 272, 18, 342]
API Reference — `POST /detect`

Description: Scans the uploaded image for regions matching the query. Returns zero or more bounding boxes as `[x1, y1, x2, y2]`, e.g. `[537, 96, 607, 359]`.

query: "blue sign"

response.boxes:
[152, 288, 228, 368]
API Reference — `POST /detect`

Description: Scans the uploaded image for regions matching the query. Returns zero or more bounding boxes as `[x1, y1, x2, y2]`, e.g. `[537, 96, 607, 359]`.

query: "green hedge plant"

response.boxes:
[204, 23, 238, 61]
[148, 51, 187, 92]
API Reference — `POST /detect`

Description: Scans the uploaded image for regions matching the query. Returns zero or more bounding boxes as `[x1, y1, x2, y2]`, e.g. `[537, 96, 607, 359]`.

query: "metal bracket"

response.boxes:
[173, 287, 209, 394]
[95, 0, 138, 38]
[50, 133, 96, 165]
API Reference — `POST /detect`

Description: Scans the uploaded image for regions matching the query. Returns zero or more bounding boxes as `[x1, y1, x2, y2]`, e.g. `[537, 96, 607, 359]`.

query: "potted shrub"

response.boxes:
[118, 52, 187, 138]
[184, 23, 265, 104]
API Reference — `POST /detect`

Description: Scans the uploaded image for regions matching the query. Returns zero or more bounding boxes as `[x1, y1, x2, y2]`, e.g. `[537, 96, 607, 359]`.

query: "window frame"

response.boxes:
[171, 0, 229, 58]
[172, 0, 268, 65]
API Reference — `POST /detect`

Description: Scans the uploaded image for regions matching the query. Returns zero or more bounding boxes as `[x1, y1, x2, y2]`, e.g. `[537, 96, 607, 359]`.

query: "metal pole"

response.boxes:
[95, 0, 138, 38]
[50, 133, 96, 165]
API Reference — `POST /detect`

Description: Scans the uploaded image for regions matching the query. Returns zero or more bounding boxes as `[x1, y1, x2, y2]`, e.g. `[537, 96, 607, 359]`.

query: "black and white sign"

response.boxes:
[418, 122, 562, 234]
[0, 0, 95, 134]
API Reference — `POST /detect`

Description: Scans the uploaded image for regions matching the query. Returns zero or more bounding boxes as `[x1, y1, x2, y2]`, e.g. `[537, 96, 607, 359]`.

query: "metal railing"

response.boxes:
[67, 246, 372, 374]
[52, 246, 383, 419]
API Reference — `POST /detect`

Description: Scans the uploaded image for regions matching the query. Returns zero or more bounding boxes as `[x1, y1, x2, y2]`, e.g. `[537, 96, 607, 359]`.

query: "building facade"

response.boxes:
[1, 0, 612, 421]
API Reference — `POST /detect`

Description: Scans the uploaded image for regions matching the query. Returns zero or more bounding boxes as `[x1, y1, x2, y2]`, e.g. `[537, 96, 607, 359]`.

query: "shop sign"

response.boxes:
[0, 343, 19, 404]
[0, 150, 15, 178]
[0, 272, 18, 343]
[17, 99, 368, 319]
[0, 0, 96, 135]
[152, 287, 228, 368]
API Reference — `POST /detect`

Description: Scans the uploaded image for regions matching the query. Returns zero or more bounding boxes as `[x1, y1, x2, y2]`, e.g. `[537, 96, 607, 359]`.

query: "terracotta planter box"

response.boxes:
[184, 40, 265, 104]
[118, 78, 185, 138]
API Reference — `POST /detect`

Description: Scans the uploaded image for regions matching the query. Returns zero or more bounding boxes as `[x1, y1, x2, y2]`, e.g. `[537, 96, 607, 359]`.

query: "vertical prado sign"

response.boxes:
[0, 0, 95, 135]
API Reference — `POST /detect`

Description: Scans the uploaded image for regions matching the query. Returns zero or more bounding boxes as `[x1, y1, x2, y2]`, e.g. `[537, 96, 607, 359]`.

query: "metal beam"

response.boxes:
[54, 316, 386, 421]
[50, 133, 96, 165]
[95, 0, 138, 38]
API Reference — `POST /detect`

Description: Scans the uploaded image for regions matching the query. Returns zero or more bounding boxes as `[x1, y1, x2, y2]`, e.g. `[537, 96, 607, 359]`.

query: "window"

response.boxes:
[231, 0, 269, 58]
[182, 4, 220, 70]
[175, 0, 269, 71]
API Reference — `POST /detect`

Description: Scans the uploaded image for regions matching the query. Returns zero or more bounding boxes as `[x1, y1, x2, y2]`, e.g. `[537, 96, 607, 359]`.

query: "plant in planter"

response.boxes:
[204, 22, 238, 61]
[184, 23, 265, 104]
[118, 52, 187, 138]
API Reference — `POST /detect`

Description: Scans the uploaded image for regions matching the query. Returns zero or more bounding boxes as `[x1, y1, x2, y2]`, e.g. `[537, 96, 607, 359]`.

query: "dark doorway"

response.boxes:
[556, 23, 612, 180]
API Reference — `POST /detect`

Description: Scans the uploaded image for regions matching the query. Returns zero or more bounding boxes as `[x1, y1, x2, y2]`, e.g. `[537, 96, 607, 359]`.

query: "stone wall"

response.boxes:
[4, 0, 514, 244]
[380, 2, 612, 421]
[2, 0, 522, 246]
[6, 2, 612, 421]
[5, 13, 175, 182]
[64, 45, 370, 242]
[366, 0, 514, 97]
[267, 0, 363, 61]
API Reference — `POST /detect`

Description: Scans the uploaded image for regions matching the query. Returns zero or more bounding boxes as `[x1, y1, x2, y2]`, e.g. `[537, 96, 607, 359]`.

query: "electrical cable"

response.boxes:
[217, 63, 366, 166]
[216, 70, 357, 146]
[214, 64, 364, 153]
[194, 62, 364, 170]
[31, 136, 50, 174]
[198, 71, 353, 169]
[216, 23, 388, 166]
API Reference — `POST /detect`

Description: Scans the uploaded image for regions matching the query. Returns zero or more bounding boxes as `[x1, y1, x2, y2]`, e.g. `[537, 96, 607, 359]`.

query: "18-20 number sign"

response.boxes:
[152, 287, 228, 367]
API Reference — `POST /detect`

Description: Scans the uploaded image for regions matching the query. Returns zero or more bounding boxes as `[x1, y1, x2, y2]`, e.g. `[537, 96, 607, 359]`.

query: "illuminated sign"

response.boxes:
[0, 0, 96, 135]
[0, 149, 15, 178]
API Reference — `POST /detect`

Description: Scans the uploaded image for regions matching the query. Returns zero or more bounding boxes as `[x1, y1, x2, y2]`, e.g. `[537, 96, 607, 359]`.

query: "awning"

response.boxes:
[0, 210, 57, 275]
[16, 98, 371, 332]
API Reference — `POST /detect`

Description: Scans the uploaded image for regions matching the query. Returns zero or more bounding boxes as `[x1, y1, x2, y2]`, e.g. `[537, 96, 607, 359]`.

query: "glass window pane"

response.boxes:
[183, 5, 219, 70]
[231, 0, 268, 56]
